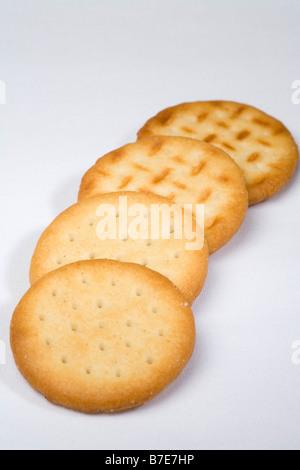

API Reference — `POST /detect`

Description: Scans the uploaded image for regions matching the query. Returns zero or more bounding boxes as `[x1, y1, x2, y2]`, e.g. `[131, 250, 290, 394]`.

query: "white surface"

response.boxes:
[0, 0, 300, 451]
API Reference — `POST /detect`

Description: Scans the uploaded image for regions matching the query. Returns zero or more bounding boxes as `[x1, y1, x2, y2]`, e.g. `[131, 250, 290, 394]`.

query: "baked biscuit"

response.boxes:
[137, 101, 299, 205]
[11, 260, 196, 413]
[30, 192, 209, 305]
[79, 136, 248, 254]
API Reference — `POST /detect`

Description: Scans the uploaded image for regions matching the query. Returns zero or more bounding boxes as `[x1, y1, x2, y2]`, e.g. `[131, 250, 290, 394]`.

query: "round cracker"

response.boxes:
[30, 192, 209, 305]
[11, 260, 195, 413]
[137, 101, 299, 205]
[79, 136, 248, 254]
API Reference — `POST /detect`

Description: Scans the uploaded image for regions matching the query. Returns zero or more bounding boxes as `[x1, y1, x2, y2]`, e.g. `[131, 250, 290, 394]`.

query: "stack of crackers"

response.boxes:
[10, 101, 298, 413]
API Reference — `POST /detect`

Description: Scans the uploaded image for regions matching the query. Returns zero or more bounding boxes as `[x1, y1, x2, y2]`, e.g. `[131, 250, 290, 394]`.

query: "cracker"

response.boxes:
[30, 192, 209, 305]
[79, 136, 248, 254]
[137, 101, 299, 205]
[11, 260, 195, 413]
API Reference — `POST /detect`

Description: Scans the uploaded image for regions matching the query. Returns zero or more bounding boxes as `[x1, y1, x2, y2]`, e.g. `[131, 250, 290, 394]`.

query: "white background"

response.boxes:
[0, 0, 300, 450]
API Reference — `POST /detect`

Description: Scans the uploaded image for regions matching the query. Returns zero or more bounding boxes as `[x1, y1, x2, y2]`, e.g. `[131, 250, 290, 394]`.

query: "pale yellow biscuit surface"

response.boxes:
[79, 136, 248, 254]
[30, 192, 209, 304]
[11, 260, 196, 414]
[137, 101, 299, 205]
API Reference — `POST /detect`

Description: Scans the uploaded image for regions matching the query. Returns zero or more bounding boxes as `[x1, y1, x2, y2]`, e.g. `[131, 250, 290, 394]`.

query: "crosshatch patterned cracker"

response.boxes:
[137, 101, 299, 205]
[79, 136, 248, 254]
[30, 192, 209, 305]
[11, 260, 196, 413]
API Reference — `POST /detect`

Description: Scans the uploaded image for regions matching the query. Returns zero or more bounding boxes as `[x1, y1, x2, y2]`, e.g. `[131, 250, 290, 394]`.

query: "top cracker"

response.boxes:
[79, 136, 248, 254]
[137, 101, 299, 205]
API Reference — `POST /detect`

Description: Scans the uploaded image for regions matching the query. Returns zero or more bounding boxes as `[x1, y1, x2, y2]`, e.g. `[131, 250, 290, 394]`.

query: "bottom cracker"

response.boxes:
[11, 260, 196, 413]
